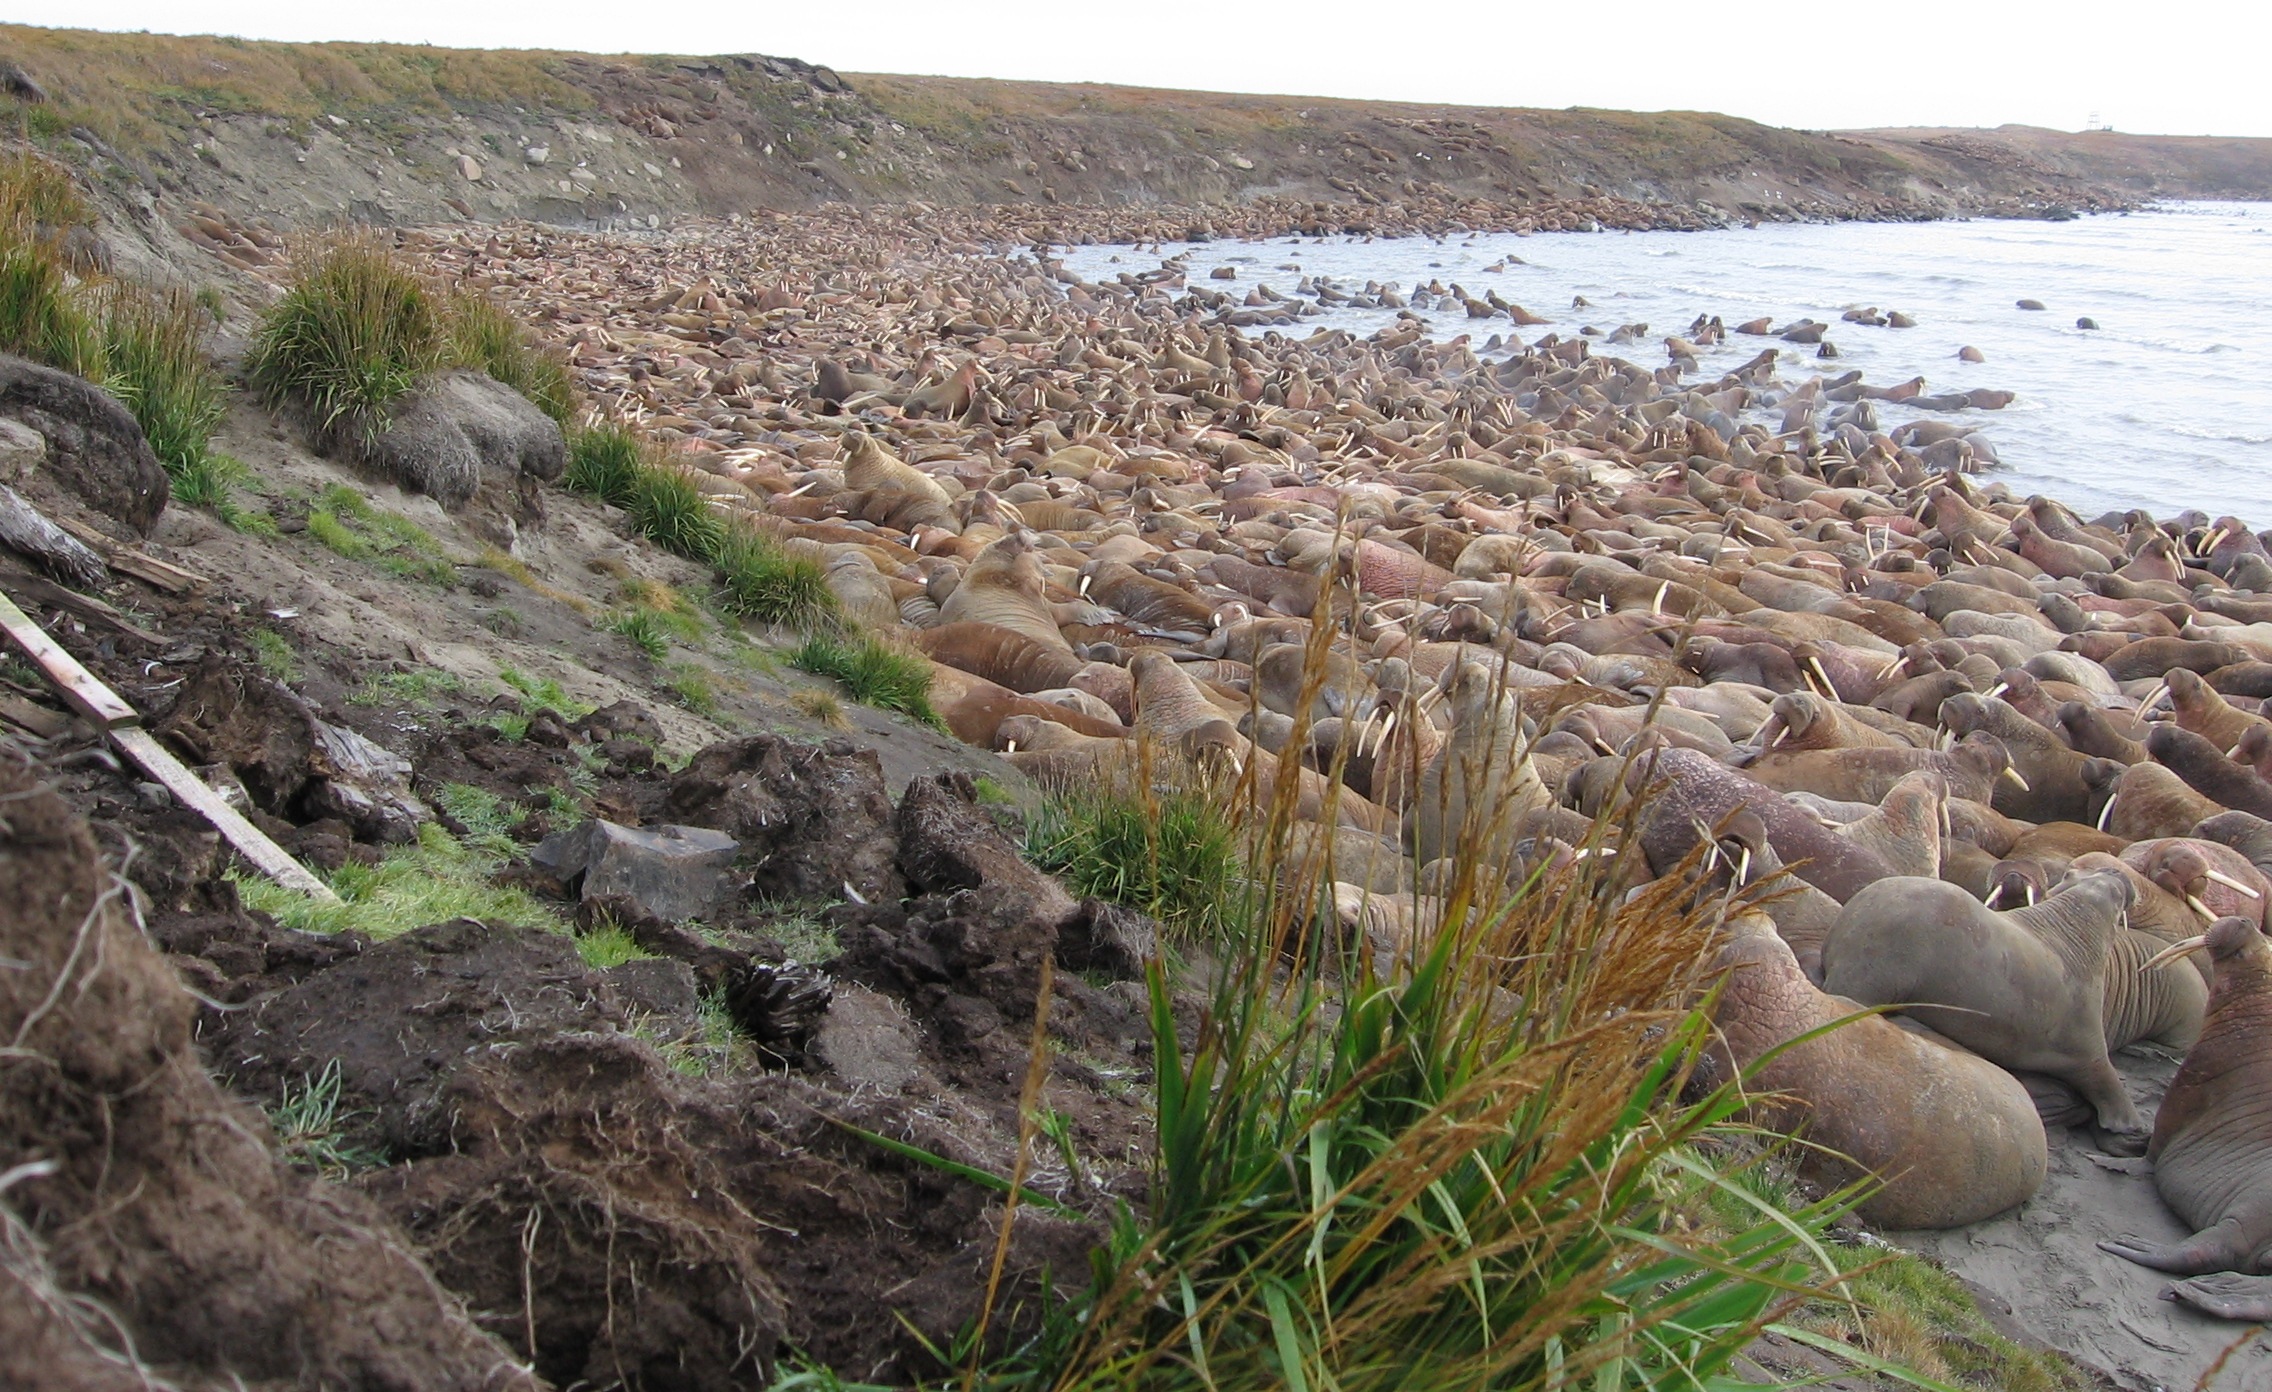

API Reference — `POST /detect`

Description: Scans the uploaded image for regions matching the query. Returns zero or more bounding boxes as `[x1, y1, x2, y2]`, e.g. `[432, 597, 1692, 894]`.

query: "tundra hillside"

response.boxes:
[6, 22, 2272, 238]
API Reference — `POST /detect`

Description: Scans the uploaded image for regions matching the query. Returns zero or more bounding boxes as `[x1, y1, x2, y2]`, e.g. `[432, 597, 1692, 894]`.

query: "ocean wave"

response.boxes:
[2167, 423, 2272, 446]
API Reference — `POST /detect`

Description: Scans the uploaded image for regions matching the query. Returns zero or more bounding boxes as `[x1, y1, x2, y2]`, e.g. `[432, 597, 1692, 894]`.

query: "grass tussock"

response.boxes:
[715, 517, 836, 630]
[268, 1059, 387, 1179]
[790, 631, 937, 726]
[246, 235, 441, 454]
[1029, 767, 1243, 944]
[444, 286, 575, 424]
[236, 821, 561, 940]
[247, 235, 577, 454]
[0, 153, 242, 512]
[565, 422, 838, 633]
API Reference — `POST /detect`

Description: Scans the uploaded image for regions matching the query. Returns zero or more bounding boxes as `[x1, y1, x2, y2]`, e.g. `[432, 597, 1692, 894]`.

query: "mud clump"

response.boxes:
[208, 916, 632, 1155]
[363, 1034, 787, 1390]
[0, 754, 534, 1391]
[666, 734, 905, 903]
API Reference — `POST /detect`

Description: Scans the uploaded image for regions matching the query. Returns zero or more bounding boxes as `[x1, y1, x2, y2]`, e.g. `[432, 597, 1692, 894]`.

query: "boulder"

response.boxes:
[532, 818, 743, 925]
[0, 352, 168, 533]
[363, 368, 565, 511]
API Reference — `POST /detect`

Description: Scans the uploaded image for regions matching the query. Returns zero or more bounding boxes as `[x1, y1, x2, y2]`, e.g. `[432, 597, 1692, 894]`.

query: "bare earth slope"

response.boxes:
[8, 23, 2272, 235]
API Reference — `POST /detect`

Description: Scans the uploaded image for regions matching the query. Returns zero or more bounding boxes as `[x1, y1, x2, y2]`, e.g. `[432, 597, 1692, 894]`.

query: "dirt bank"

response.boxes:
[7, 22, 2272, 241]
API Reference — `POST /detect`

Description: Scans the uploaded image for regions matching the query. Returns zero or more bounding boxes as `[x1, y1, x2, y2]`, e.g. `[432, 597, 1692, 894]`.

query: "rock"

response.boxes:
[523, 145, 549, 165]
[1227, 153, 1255, 170]
[810, 983, 925, 1091]
[361, 368, 566, 511]
[0, 353, 168, 533]
[573, 698, 665, 744]
[303, 719, 428, 844]
[531, 818, 744, 925]
[0, 415, 45, 482]
[665, 735, 905, 903]
[455, 154, 481, 181]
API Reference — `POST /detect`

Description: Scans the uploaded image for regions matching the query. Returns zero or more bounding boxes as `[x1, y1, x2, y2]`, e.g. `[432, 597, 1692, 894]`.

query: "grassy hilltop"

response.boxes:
[7, 22, 2271, 230]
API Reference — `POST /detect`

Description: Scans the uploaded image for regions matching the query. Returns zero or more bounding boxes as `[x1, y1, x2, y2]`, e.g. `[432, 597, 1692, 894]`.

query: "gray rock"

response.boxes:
[0, 416, 46, 482]
[523, 145, 549, 165]
[304, 719, 428, 844]
[363, 369, 565, 510]
[0, 353, 169, 533]
[533, 818, 743, 924]
[810, 984, 924, 1092]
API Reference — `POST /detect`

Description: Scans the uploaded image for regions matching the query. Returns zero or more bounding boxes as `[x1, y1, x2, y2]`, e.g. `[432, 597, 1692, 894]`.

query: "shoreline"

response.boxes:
[371, 201, 2269, 1384]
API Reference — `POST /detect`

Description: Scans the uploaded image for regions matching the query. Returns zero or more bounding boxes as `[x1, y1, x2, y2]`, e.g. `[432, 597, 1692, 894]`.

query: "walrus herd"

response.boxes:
[396, 206, 2272, 1325]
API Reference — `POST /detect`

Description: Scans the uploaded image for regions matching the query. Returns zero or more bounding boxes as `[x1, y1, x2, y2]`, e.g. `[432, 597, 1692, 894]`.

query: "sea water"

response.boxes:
[1057, 202, 2272, 523]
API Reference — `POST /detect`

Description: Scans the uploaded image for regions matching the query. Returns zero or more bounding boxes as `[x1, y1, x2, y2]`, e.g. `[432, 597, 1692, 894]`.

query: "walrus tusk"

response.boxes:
[2139, 681, 2170, 716]
[1766, 724, 1787, 749]
[2185, 892, 2216, 921]
[1985, 883, 2005, 909]
[1736, 845, 1752, 884]
[1652, 580, 1669, 616]
[2230, 741, 2247, 759]
[2203, 527, 2230, 556]
[2026, 883, 2038, 906]
[2097, 793, 2119, 832]
[1353, 707, 1382, 757]
[1807, 656, 1836, 698]
[2205, 869, 2261, 898]
[2001, 767, 2030, 791]
[1003, 740, 1017, 754]
[2142, 935, 2209, 972]
[1078, 574, 1092, 597]
[1985, 682, 2008, 703]
[1877, 655, 1908, 682]
[1592, 736, 1618, 756]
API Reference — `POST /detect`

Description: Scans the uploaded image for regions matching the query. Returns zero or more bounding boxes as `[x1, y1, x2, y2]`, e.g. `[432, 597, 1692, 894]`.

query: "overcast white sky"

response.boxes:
[10, 1, 2269, 137]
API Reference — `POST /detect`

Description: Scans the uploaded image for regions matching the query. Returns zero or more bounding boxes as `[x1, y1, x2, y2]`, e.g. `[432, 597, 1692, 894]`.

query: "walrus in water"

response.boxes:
[2099, 916, 2272, 1320]
[1705, 911, 2047, 1229]
[1822, 868, 2150, 1152]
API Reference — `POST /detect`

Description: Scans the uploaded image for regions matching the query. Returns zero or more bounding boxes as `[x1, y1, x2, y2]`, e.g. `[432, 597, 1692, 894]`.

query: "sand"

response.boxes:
[1894, 1051, 2272, 1392]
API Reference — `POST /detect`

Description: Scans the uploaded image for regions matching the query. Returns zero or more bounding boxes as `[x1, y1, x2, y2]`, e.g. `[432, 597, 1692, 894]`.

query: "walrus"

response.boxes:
[2053, 700, 2147, 765]
[1730, 691, 1906, 769]
[2099, 916, 2272, 1320]
[1413, 662, 1552, 867]
[939, 532, 1073, 653]
[1831, 770, 1945, 878]
[1938, 692, 2117, 824]
[1630, 746, 1895, 904]
[1738, 730, 2016, 808]
[2163, 667, 2272, 753]
[1704, 911, 2047, 1230]
[2095, 759, 2222, 841]
[1821, 869, 2150, 1152]
[915, 621, 1086, 694]
[2147, 724, 2272, 820]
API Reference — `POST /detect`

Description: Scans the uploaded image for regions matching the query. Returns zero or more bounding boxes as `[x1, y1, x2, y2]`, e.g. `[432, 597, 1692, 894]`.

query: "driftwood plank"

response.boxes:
[0, 584, 335, 902]
[52, 515, 207, 593]
[112, 727, 338, 901]
[0, 591, 137, 728]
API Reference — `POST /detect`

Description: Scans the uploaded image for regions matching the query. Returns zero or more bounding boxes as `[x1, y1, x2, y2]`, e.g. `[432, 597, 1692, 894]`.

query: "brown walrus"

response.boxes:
[1705, 912, 2047, 1229]
[1821, 869, 2150, 1152]
[2099, 917, 2272, 1321]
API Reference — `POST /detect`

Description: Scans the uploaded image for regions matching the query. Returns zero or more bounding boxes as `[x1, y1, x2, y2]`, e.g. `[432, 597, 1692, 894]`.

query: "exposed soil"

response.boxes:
[10, 22, 2272, 253]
